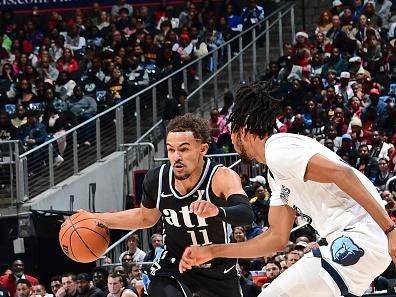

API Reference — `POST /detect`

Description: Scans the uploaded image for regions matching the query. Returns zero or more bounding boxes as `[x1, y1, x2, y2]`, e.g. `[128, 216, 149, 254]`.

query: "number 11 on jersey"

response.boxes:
[187, 229, 212, 246]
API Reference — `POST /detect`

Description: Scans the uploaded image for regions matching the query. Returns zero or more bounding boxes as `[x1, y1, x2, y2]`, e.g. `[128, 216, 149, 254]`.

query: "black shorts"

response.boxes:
[148, 264, 242, 297]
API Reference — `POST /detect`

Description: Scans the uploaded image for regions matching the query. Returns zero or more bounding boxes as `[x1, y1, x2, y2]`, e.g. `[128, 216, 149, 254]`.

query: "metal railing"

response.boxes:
[0, 140, 21, 206]
[10, 2, 295, 203]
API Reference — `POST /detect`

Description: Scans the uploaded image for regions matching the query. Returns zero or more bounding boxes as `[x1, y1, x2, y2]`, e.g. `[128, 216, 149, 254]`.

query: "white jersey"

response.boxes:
[266, 133, 384, 239]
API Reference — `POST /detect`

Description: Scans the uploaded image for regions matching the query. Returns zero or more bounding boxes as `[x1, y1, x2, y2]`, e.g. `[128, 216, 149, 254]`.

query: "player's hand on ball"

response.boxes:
[190, 200, 219, 218]
[179, 246, 215, 273]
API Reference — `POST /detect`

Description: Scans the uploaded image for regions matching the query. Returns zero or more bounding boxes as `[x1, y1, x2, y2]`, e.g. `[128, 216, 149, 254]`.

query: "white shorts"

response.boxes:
[259, 220, 391, 297]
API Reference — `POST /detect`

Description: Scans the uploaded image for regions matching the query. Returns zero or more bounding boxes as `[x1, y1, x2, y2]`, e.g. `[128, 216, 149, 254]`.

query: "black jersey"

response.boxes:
[141, 158, 235, 272]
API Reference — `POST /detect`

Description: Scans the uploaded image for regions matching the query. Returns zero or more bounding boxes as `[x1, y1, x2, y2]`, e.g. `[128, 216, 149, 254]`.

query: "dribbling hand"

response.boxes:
[179, 245, 215, 273]
[189, 200, 219, 218]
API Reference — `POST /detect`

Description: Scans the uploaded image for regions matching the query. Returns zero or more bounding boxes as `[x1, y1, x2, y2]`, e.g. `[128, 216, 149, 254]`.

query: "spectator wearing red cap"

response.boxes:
[173, 34, 193, 64]
[362, 88, 388, 123]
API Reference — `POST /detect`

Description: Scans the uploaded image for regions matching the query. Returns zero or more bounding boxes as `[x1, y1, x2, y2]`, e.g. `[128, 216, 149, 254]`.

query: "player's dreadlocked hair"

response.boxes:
[166, 113, 210, 144]
[229, 81, 282, 138]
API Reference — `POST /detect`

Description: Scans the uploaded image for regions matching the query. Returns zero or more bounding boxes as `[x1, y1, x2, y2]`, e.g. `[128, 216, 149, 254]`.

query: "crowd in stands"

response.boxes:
[2, 0, 396, 296]
[0, 0, 265, 162]
[198, 0, 396, 294]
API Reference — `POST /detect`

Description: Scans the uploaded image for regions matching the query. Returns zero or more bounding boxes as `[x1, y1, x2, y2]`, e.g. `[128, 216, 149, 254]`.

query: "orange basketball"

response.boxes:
[59, 212, 110, 263]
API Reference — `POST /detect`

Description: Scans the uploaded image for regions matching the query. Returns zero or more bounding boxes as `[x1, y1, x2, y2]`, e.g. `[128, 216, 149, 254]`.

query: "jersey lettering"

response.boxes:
[163, 209, 182, 227]
[163, 206, 209, 228]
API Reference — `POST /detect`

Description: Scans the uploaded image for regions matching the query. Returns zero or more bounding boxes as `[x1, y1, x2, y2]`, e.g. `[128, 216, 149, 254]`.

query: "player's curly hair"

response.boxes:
[166, 113, 210, 144]
[228, 81, 282, 139]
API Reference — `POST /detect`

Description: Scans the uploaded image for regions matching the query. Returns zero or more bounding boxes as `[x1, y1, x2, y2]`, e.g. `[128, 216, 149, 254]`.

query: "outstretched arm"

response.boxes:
[179, 204, 295, 272]
[93, 206, 161, 230]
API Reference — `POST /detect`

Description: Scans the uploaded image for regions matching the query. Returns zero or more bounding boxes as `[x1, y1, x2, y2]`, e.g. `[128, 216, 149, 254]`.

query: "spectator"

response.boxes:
[250, 184, 270, 227]
[335, 71, 354, 102]
[49, 277, 61, 296]
[208, 108, 227, 143]
[293, 32, 312, 67]
[111, 267, 132, 291]
[356, 143, 380, 178]
[111, 0, 133, 17]
[0, 260, 39, 297]
[31, 284, 51, 297]
[346, 96, 364, 119]
[56, 273, 77, 297]
[0, 111, 17, 141]
[36, 57, 59, 83]
[277, 42, 293, 70]
[337, 133, 359, 165]
[67, 85, 97, 146]
[285, 251, 300, 268]
[106, 274, 137, 297]
[91, 268, 108, 296]
[56, 48, 79, 74]
[55, 71, 77, 101]
[262, 261, 281, 288]
[106, 67, 130, 104]
[372, 157, 394, 190]
[321, 47, 348, 77]
[157, 42, 181, 77]
[241, 0, 264, 30]
[315, 10, 333, 35]
[232, 226, 248, 243]
[364, 88, 388, 122]
[119, 234, 146, 263]
[370, 130, 394, 160]
[75, 273, 104, 297]
[15, 280, 32, 297]
[127, 264, 143, 289]
[143, 233, 163, 263]
[65, 25, 86, 56]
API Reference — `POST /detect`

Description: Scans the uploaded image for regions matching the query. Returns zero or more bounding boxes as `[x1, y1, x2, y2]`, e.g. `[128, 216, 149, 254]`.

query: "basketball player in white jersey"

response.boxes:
[180, 81, 396, 297]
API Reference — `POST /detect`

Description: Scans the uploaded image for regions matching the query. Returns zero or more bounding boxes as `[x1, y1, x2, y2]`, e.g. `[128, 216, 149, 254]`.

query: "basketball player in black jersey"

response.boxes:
[88, 113, 254, 297]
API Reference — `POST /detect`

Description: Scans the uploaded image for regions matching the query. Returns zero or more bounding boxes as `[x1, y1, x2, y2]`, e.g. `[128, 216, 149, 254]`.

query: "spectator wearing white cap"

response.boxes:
[330, 0, 344, 16]
[335, 71, 354, 102]
[348, 56, 371, 78]
[249, 175, 266, 189]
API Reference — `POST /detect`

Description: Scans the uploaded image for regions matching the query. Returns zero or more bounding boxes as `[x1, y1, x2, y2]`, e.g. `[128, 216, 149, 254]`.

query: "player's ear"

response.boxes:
[201, 143, 209, 154]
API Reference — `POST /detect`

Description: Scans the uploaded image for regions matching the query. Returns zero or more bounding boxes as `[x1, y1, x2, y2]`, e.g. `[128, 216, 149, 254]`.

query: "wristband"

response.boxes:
[385, 224, 396, 235]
